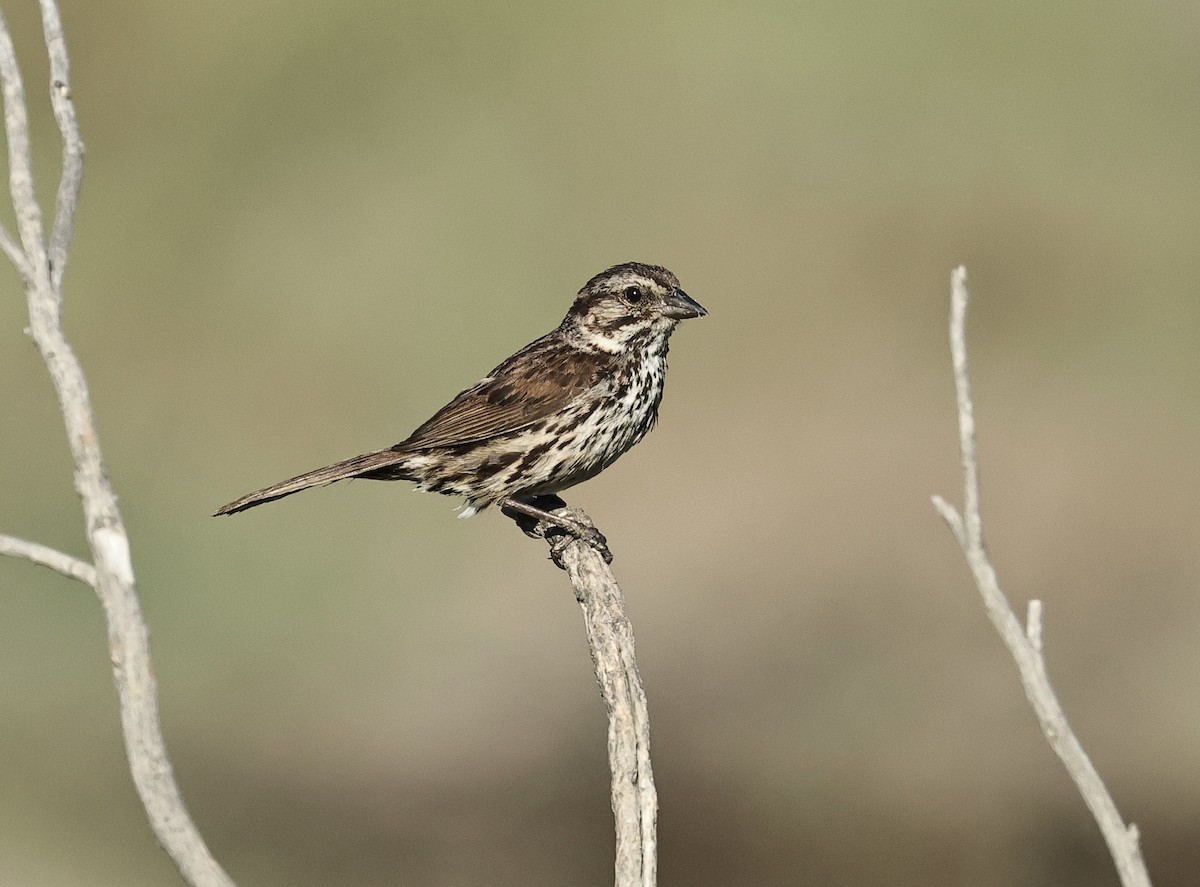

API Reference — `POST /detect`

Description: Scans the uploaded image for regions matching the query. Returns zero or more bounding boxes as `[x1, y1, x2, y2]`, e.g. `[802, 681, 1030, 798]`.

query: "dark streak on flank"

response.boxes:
[516, 440, 555, 476]
[484, 450, 522, 471]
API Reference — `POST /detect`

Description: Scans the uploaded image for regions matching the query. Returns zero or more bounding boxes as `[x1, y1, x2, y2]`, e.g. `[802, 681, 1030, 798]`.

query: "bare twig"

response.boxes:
[0, 5, 235, 886]
[40, 0, 84, 290]
[0, 222, 32, 281]
[0, 533, 97, 586]
[1026, 599, 1044, 655]
[932, 266, 1151, 887]
[527, 509, 657, 887]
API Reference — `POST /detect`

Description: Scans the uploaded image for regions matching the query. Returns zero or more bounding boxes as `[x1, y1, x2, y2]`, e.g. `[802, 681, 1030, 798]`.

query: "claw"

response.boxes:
[501, 496, 613, 565]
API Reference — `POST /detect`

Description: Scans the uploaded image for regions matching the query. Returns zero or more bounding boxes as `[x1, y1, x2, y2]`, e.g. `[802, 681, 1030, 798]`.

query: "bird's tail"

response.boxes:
[214, 449, 411, 516]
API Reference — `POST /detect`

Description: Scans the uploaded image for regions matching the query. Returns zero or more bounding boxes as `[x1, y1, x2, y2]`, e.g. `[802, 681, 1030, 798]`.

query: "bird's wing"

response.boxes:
[396, 335, 610, 450]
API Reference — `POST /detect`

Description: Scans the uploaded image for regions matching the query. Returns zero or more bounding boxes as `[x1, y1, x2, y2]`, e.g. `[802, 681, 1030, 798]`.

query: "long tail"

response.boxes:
[214, 449, 410, 516]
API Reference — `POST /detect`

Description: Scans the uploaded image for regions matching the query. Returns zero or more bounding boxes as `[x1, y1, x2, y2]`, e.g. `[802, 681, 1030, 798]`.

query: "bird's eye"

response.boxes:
[623, 285, 644, 304]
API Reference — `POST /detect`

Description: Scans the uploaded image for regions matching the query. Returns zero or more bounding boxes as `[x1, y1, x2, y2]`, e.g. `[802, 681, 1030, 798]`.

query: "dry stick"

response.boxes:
[0, 533, 97, 586]
[0, 5, 235, 886]
[40, 0, 83, 292]
[534, 510, 658, 887]
[931, 266, 1151, 887]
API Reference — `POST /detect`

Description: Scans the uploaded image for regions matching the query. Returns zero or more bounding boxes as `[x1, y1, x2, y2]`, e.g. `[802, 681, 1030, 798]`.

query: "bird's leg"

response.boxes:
[502, 495, 586, 537]
[501, 495, 612, 564]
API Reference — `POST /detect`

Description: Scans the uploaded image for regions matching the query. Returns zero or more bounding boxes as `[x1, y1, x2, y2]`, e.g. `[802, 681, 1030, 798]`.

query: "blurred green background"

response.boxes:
[2, 1, 1198, 884]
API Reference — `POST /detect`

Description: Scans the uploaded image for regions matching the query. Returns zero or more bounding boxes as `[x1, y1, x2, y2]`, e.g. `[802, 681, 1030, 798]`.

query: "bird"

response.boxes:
[214, 262, 706, 555]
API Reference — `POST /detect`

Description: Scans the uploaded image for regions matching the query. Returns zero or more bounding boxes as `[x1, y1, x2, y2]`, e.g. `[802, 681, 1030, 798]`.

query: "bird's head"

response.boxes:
[564, 262, 706, 353]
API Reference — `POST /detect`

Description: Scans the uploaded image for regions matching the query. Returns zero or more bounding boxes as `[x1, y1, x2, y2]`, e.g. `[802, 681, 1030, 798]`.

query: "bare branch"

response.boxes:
[0, 5, 235, 886]
[1026, 599, 1043, 655]
[527, 510, 658, 887]
[0, 533, 96, 585]
[930, 493, 965, 547]
[39, 0, 84, 290]
[0, 6, 50, 285]
[933, 266, 1151, 887]
[0, 221, 33, 281]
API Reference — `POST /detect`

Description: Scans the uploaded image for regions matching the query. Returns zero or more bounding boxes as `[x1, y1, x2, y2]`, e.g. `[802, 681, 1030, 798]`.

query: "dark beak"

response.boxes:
[660, 288, 707, 320]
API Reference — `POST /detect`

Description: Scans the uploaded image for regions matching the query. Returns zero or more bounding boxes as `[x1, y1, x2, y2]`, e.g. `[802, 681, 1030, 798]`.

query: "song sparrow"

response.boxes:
[214, 262, 706, 556]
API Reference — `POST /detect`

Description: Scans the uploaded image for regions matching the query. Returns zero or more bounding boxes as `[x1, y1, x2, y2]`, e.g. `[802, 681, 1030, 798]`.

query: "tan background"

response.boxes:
[1, 2, 1197, 884]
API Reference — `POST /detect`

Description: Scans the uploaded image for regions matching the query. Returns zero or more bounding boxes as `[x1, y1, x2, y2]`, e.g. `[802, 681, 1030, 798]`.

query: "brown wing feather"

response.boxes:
[396, 332, 610, 451]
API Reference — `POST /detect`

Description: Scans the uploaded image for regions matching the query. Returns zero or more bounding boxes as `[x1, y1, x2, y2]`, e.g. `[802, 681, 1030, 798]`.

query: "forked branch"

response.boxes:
[0, 4, 235, 886]
[931, 266, 1151, 887]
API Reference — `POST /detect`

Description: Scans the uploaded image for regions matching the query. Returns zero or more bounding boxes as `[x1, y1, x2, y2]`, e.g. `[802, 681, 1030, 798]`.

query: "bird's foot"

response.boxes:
[501, 496, 613, 566]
